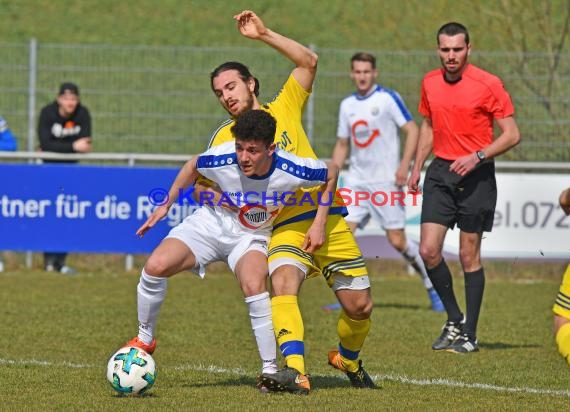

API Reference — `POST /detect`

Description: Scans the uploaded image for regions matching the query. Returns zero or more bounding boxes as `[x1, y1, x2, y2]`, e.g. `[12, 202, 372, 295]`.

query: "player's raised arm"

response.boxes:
[233, 10, 318, 91]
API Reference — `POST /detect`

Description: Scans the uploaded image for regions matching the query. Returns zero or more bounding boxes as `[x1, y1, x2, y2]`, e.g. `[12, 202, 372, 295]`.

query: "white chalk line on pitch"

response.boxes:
[2, 357, 569, 398]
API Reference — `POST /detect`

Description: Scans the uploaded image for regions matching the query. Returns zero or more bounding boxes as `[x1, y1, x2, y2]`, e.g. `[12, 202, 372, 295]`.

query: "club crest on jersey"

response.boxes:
[351, 119, 380, 148]
[238, 204, 278, 230]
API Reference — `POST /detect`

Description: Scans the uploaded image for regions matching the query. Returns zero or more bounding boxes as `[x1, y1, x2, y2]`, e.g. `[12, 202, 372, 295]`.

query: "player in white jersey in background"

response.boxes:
[332, 52, 444, 312]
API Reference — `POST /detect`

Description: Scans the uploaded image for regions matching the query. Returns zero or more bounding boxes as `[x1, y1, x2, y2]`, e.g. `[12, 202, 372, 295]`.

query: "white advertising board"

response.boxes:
[345, 173, 570, 260]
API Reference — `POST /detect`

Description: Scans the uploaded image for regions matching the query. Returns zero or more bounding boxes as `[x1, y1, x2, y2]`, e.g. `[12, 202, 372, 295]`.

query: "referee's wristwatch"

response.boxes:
[476, 150, 486, 163]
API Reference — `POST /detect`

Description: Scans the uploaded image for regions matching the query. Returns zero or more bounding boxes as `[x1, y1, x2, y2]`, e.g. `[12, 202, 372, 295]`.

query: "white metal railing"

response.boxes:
[0, 151, 190, 164]
[2, 151, 570, 171]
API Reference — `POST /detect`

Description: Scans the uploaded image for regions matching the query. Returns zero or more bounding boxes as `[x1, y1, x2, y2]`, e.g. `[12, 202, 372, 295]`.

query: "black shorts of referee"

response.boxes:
[421, 157, 497, 233]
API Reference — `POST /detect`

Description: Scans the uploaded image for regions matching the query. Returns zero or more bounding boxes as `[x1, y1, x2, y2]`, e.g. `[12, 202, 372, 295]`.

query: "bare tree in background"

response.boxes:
[474, 0, 570, 157]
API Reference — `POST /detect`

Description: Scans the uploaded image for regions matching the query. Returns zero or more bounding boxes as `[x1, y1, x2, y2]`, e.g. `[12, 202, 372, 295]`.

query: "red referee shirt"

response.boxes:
[418, 64, 515, 160]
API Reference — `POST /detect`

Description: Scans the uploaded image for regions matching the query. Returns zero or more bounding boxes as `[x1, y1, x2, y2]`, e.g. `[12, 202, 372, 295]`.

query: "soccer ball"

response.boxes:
[106, 346, 156, 395]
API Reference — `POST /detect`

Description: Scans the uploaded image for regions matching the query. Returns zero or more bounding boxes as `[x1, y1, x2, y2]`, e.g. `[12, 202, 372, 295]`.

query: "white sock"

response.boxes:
[402, 239, 433, 290]
[137, 269, 168, 344]
[245, 292, 277, 374]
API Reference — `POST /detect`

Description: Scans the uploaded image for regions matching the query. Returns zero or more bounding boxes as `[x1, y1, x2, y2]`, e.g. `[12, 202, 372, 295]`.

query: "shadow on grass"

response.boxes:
[178, 375, 378, 391]
[309, 375, 380, 390]
[322, 301, 430, 312]
[178, 375, 257, 389]
[110, 392, 159, 398]
[374, 302, 425, 311]
[479, 341, 541, 350]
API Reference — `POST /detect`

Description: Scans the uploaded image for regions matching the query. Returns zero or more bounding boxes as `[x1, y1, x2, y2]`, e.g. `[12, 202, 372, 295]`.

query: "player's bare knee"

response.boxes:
[419, 244, 440, 267]
[358, 297, 374, 318]
[240, 279, 268, 297]
[269, 265, 304, 295]
[144, 254, 176, 277]
[342, 294, 373, 320]
[344, 303, 372, 320]
[386, 230, 406, 252]
[235, 265, 268, 296]
[459, 250, 480, 272]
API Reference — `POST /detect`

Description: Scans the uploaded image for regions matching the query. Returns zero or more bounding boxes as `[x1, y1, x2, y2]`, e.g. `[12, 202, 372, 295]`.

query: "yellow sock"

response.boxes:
[556, 322, 570, 365]
[271, 295, 306, 375]
[336, 310, 371, 373]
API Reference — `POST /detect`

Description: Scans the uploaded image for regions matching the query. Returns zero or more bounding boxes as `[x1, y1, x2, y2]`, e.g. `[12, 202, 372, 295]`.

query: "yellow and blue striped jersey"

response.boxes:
[207, 74, 346, 228]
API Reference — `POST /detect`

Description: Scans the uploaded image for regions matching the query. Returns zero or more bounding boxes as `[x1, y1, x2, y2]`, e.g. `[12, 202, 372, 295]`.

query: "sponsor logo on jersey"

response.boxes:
[351, 119, 380, 148]
[238, 204, 279, 230]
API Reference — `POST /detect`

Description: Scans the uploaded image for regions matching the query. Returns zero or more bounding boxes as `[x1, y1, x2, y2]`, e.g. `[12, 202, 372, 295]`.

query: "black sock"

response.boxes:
[463, 268, 485, 339]
[427, 259, 463, 322]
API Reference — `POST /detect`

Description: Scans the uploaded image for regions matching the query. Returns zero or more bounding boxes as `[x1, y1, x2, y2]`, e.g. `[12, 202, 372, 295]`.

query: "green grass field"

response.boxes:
[2, 260, 569, 411]
[1, 2, 570, 409]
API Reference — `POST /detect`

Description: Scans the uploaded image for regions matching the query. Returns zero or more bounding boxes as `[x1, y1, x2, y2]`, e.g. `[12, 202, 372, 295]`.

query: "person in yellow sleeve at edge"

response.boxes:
[553, 187, 570, 365]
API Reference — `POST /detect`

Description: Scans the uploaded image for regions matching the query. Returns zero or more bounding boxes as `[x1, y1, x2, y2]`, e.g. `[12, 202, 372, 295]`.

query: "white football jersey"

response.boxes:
[197, 141, 328, 232]
[337, 84, 413, 183]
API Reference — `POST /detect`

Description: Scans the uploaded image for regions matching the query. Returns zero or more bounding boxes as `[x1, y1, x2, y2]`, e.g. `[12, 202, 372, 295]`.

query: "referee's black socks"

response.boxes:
[427, 259, 463, 323]
[464, 268, 485, 339]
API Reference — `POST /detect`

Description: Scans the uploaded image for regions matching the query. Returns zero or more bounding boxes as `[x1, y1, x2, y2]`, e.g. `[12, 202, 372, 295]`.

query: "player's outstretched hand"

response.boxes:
[136, 205, 169, 237]
[302, 222, 325, 253]
[234, 10, 267, 40]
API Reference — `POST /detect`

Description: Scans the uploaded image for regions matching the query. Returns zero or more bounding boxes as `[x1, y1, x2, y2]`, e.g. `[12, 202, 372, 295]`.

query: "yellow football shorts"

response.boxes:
[268, 214, 368, 286]
[553, 264, 570, 319]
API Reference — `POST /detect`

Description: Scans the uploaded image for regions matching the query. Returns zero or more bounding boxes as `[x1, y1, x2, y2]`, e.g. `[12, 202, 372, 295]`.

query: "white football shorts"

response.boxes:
[166, 206, 269, 277]
[342, 178, 406, 230]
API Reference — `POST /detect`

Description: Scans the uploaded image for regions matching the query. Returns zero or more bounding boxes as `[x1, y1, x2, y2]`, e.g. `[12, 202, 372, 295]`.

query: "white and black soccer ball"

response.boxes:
[106, 346, 156, 395]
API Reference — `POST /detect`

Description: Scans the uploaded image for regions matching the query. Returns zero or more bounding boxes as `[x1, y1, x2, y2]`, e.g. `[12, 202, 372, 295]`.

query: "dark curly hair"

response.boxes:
[230, 110, 276, 147]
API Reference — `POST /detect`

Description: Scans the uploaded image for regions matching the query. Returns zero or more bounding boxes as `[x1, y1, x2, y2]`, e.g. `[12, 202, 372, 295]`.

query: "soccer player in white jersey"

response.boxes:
[194, 110, 337, 237]
[128, 110, 338, 382]
[332, 52, 444, 311]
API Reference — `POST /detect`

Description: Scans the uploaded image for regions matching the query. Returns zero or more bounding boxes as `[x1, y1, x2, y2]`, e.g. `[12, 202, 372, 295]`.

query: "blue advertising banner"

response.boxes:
[0, 164, 196, 253]
[3, 164, 568, 260]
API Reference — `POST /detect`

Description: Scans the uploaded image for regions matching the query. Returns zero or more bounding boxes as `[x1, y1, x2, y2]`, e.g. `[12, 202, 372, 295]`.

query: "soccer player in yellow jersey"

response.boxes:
[553, 187, 570, 365]
[199, 10, 376, 393]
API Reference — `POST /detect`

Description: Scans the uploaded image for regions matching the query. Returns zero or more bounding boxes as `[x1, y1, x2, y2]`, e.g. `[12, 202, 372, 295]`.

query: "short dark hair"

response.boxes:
[437, 22, 470, 45]
[231, 110, 276, 147]
[59, 82, 79, 96]
[351, 52, 376, 69]
[210, 61, 260, 96]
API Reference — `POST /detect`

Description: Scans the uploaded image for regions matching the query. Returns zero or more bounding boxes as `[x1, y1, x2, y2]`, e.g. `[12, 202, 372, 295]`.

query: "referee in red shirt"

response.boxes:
[408, 22, 520, 353]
